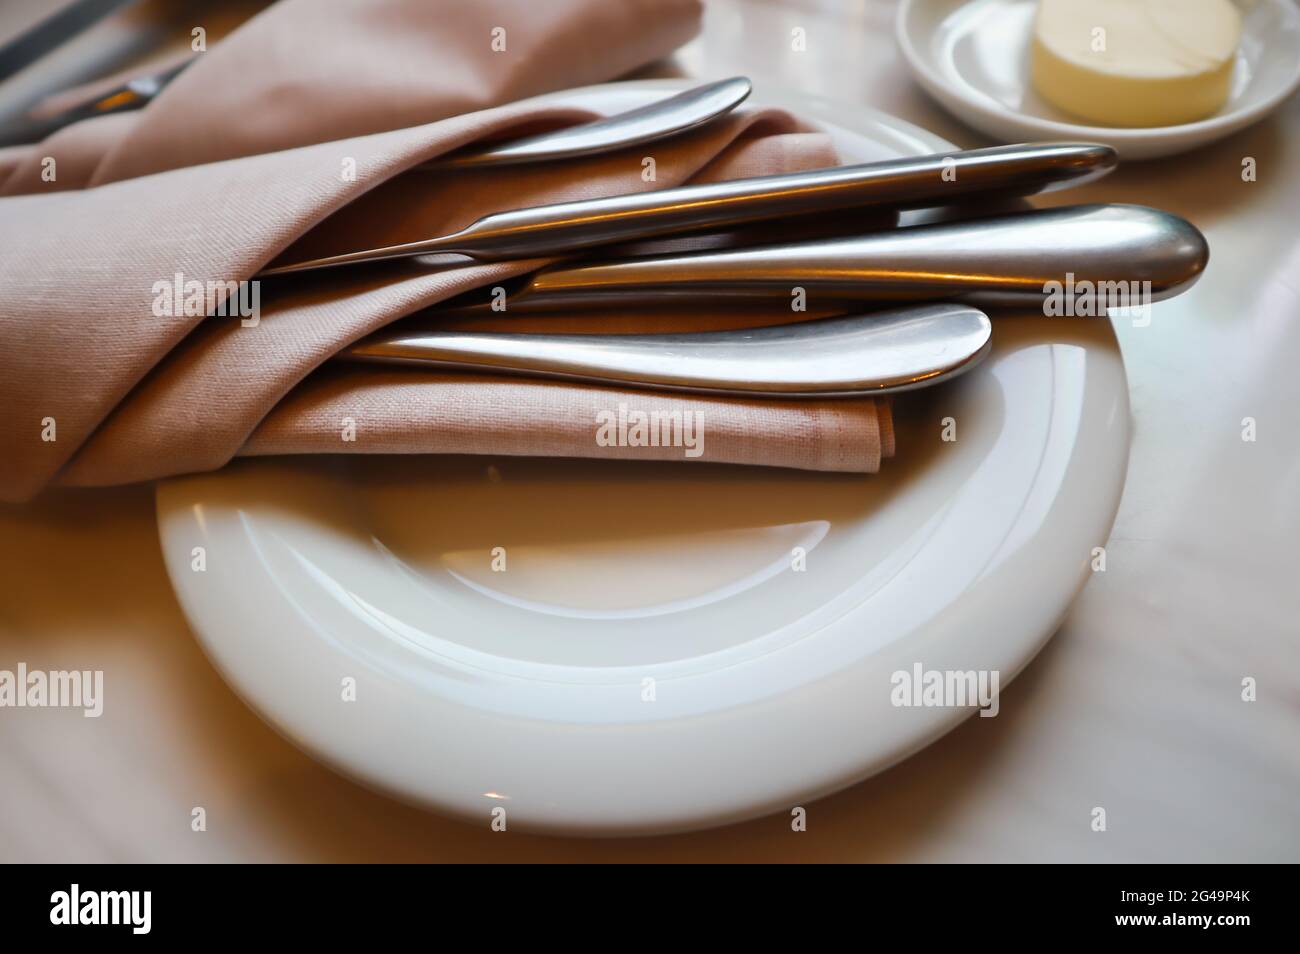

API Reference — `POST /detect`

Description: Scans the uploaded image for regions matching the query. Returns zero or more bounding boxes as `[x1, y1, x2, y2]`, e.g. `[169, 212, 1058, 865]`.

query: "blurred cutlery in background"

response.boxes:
[0, 0, 140, 82]
[0, 55, 189, 146]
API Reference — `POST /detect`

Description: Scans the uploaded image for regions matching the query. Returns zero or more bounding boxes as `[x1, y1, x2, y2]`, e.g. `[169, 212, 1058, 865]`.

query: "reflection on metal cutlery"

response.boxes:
[0, 58, 190, 148]
[481, 204, 1208, 311]
[344, 302, 992, 397]
[435, 76, 752, 168]
[259, 142, 1118, 276]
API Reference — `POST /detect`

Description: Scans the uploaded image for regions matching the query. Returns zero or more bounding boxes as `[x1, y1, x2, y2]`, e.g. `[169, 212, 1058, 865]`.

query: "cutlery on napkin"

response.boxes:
[0, 0, 917, 501]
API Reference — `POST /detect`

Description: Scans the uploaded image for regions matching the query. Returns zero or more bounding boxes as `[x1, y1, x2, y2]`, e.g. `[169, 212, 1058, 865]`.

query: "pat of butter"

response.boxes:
[1030, 0, 1241, 127]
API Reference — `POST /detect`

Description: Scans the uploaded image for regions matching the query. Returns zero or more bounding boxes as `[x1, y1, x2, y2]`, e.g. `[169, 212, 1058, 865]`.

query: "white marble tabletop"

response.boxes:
[1, 0, 1297, 862]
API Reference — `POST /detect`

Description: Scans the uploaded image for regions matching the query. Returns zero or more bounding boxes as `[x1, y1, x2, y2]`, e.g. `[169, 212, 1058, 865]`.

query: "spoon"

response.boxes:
[481, 203, 1209, 311]
[258, 142, 1117, 277]
[435, 76, 752, 169]
[343, 303, 993, 398]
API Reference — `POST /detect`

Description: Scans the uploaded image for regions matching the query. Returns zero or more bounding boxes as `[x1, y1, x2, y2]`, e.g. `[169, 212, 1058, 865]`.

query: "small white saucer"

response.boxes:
[896, 0, 1300, 160]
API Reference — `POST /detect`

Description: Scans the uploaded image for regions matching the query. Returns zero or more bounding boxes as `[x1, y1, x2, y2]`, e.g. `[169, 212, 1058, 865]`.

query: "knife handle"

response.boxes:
[444, 142, 1117, 261]
[502, 204, 1208, 311]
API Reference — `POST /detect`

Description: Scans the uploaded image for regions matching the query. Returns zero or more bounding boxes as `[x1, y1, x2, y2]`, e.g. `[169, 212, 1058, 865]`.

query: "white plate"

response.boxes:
[156, 79, 1131, 836]
[896, 0, 1300, 160]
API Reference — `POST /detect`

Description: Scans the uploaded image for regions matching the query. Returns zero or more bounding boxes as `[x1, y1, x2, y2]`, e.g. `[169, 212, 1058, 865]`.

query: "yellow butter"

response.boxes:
[1030, 0, 1241, 127]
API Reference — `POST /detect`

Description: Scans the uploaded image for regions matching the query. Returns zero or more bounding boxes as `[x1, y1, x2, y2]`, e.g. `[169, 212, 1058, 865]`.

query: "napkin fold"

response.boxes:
[0, 0, 893, 503]
[1, 0, 704, 192]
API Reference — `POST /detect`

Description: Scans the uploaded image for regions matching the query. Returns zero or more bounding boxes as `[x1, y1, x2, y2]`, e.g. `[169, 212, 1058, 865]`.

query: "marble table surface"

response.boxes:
[1, 0, 1297, 862]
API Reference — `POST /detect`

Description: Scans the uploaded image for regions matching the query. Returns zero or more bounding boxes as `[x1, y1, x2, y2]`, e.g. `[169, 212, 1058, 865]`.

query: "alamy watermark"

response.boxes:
[50, 884, 150, 934]
[0, 663, 103, 717]
[151, 271, 261, 326]
[1044, 273, 1152, 326]
[890, 663, 1000, 718]
[595, 402, 704, 458]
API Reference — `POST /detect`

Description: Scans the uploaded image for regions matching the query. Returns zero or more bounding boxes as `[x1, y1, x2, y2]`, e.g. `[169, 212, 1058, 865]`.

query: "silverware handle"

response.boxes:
[506, 204, 1208, 310]
[344, 304, 992, 398]
[446, 142, 1117, 261]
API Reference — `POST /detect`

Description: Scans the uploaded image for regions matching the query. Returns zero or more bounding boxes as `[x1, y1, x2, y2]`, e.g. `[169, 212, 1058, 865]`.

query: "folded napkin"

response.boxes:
[0, 0, 893, 503]
[0, 0, 703, 192]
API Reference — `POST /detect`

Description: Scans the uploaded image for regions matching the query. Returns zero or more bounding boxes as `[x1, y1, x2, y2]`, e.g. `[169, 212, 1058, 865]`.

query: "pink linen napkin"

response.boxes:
[0, 0, 893, 503]
[1, 0, 703, 193]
